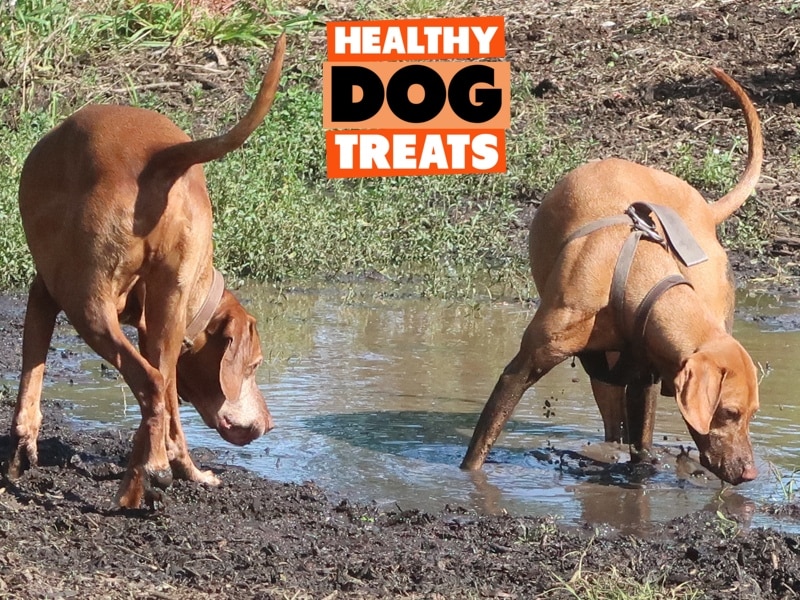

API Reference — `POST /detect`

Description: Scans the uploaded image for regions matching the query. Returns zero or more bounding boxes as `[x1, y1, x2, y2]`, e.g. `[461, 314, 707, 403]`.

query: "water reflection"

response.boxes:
[7, 285, 799, 532]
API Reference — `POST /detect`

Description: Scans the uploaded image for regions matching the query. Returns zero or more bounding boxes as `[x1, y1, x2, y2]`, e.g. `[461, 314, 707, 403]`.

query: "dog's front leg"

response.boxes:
[164, 376, 220, 485]
[138, 291, 220, 488]
[67, 302, 171, 508]
[7, 275, 60, 478]
[590, 375, 657, 459]
[624, 379, 658, 462]
[462, 306, 591, 470]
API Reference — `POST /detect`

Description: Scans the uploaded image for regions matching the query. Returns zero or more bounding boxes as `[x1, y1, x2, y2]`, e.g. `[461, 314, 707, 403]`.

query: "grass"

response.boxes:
[546, 537, 703, 599]
[670, 135, 769, 252]
[671, 136, 739, 194]
[549, 568, 703, 600]
[769, 463, 800, 502]
[0, 0, 594, 298]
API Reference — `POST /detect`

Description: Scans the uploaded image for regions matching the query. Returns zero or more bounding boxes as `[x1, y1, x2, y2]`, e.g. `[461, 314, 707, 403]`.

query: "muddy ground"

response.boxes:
[2, 0, 800, 598]
[0, 293, 799, 600]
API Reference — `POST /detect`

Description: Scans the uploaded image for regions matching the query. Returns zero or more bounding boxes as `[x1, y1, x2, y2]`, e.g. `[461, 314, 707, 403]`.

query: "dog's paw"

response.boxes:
[115, 476, 144, 509]
[169, 456, 220, 486]
[6, 438, 38, 480]
[193, 469, 221, 486]
[115, 465, 172, 509]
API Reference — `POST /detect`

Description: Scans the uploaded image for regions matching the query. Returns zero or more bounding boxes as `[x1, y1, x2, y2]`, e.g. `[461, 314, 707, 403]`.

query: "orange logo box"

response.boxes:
[324, 16, 508, 178]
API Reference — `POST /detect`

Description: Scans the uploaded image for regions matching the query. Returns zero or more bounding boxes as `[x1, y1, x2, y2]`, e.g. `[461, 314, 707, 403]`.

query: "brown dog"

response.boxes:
[462, 67, 763, 485]
[6, 35, 287, 508]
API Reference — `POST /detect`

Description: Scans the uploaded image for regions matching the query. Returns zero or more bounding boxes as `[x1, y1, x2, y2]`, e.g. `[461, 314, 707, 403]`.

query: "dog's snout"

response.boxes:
[264, 411, 275, 433]
[739, 464, 758, 483]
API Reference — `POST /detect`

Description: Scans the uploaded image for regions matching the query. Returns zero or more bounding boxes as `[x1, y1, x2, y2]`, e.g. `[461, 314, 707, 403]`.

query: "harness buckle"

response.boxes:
[625, 205, 666, 246]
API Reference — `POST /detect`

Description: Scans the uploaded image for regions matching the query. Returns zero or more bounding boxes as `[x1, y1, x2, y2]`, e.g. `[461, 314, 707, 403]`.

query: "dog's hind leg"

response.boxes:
[7, 274, 60, 478]
[624, 378, 658, 462]
[461, 305, 594, 470]
[590, 379, 626, 443]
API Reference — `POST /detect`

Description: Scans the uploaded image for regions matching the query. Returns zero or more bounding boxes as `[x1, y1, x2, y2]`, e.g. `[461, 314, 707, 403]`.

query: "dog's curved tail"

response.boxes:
[151, 33, 286, 175]
[708, 67, 763, 225]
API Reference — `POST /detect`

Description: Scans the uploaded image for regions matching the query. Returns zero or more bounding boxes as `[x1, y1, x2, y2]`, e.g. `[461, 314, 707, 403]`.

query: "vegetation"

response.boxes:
[0, 0, 774, 296]
[0, 0, 590, 296]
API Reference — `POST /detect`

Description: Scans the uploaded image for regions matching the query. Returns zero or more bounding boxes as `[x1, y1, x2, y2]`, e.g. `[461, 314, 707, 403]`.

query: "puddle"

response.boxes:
[8, 285, 800, 534]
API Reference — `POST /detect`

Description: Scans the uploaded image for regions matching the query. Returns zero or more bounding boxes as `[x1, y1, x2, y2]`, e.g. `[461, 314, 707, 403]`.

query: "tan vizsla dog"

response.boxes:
[462, 67, 763, 485]
[7, 35, 287, 508]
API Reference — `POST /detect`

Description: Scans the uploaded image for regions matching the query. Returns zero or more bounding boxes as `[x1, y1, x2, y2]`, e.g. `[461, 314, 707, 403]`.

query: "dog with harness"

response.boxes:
[461, 67, 763, 485]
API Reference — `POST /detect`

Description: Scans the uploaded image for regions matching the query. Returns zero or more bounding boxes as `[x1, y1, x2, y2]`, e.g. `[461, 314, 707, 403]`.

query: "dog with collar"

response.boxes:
[462, 67, 763, 485]
[6, 35, 286, 508]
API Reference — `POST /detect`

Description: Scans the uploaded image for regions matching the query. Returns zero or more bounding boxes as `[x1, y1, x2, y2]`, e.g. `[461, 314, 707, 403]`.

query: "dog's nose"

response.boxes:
[740, 464, 758, 482]
[264, 411, 275, 433]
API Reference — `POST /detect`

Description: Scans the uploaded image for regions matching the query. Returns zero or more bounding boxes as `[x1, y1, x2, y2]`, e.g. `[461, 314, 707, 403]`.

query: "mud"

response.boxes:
[2, 396, 800, 599]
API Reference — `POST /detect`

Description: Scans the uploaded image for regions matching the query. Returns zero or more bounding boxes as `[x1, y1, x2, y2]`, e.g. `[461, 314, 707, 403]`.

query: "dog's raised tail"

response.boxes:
[152, 33, 286, 174]
[708, 66, 763, 225]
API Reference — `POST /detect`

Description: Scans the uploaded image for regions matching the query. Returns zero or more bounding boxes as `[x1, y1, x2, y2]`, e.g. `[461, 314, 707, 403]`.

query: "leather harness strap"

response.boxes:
[631, 274, 693, 351]
[610, 230, 643, 325]
[563, 214, 631, 246]
[608, 204, 678, 346]
[563, 203, 703, 384]
[183, 268, 225, 352]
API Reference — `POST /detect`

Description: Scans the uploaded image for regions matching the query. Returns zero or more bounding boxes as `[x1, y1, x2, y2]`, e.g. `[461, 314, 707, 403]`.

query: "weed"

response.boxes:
[346, 0, 476, 19]
[646, 11, 671, 29]
[515, 517, 560, 544]
[548, 567, 703, 599]
[713, 510, 740, 540]
[779, 2, 800, 15]
[769, 463, 800, 502]
[0, 0, 320, 82]
[671, 136, 770, 250]
[672, 136, 739, 194]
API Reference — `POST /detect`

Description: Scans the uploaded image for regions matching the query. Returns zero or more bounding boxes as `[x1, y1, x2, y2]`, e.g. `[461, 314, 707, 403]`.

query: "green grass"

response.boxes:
[549, 568, 703, 599]
[671, 136, 739, 194]
[769, 463, 800, 502]
[0, 0, 594, 298]
[670, 135, 768, 252]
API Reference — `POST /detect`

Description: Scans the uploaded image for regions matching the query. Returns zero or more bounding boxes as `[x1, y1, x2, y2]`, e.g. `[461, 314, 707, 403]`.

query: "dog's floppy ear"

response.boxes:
[673, 352, 725, 435]
[218, 316, 257, 401]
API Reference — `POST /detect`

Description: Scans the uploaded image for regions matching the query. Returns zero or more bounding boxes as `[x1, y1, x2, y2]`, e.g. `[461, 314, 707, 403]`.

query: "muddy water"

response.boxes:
[17, 286, 800, 533]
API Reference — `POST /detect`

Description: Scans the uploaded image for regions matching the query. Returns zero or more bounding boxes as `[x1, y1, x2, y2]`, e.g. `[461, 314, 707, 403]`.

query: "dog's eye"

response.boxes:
[245, 359, 262, 377]
[720, 408, 740, 421]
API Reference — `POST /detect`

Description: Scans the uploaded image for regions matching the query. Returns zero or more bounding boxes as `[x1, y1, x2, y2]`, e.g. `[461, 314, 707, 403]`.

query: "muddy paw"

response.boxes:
[194, 469, 221, 486]
[115, 465, 173, 509]
[143, 483, 167, 510]
[6, 438, 38, 479]
[147, 467, 174, 491]
[115, 474, 145, 509]
[170, 457, 220, 485]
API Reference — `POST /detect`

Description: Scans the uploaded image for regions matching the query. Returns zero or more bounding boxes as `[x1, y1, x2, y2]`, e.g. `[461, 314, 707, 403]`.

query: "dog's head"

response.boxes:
[177, 290, 273, 446]
[673, 336, 759, 485]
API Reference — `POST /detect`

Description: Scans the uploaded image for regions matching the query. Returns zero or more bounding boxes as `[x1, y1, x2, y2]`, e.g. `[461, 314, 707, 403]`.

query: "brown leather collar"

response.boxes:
[183, 268, 225, 352]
